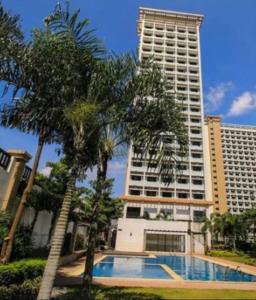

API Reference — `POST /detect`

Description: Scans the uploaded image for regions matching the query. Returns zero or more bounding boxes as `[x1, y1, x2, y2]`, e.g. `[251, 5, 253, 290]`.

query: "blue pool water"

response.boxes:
[93, 256, 170, 279]
[93, 255, 256, 282]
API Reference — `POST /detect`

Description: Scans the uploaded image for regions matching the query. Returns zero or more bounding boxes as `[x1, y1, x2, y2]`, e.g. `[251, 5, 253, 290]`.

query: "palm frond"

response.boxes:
[44, 1, 104, 56]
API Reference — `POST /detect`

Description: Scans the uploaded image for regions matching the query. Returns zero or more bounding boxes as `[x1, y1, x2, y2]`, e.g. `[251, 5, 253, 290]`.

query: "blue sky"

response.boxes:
[1, 0, 256, 196]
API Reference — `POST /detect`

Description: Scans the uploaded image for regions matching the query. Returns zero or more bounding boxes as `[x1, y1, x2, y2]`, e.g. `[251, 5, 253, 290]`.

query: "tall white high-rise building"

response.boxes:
[115, 7, 213, 254]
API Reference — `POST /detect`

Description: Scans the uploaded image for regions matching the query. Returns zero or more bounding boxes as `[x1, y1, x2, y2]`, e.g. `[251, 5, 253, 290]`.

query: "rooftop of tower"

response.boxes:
[138, 6, 204, 25]
[206, 115, 256, 130]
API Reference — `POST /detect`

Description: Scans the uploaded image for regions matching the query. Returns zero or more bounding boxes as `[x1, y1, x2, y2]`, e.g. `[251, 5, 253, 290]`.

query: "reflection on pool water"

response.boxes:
[93, 255, 256, 282]
[93, 256, 170, 279]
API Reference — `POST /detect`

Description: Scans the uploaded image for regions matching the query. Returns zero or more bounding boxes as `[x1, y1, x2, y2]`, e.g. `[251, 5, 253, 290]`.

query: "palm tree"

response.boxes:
[202, 213, 223, 246]
[0, 2, 24, 88]
[0, 3, 22, 41]
[241, 208, 256, 243]
[78, 55, 188, 297]
[36, 3, 103, 299]
[221, 213, 243, 251]
[0, 2, 102, 263]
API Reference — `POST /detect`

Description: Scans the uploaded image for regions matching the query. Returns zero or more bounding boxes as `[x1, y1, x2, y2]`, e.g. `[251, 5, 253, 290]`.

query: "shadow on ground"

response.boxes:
[53, 286, 162, 300]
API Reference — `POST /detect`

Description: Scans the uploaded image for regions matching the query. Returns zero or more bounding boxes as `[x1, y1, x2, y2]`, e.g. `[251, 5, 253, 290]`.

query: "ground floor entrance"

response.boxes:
[145, 233, 185, 252]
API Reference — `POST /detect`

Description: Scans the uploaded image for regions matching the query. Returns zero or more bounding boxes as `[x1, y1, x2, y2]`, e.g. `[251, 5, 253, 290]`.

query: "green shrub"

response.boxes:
[12, 225, 34, 259]
[75, 234, 85, 251]
[0, 258, 45, 285]
[0, 211, 11, 249]
[208, 250, 240, 257]
[0, 276, 40, 300]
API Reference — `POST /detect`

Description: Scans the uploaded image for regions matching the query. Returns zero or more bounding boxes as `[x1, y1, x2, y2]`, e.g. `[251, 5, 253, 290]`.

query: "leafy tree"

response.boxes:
[70, 55, 188, 297]
[0, 2, 24, 88]
[156, 210, 173, 221]
[83, 179, 123, 240]
[0, 211, 10, 250]
[0, 2, 22, 42]
[36, 3, 103, 299]
[0, 1, 101, 263]
[26, 159, 69, 239]
[221, 213, 246, 251]
[27, 184, 53, 234]
[202, 211, 250, 251]
[241, 208, 256, 243]
[202, 213, 223, 245]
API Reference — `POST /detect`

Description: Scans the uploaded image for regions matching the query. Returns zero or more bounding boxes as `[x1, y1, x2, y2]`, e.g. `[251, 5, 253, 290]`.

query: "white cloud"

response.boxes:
[227, 92, 256, 117]
[39, 166, 52, 177]
[108, 161, 126, 172]
[85, 166, 97, 181]
[85, 160, 126, 181]
[205, 82, 233, 112]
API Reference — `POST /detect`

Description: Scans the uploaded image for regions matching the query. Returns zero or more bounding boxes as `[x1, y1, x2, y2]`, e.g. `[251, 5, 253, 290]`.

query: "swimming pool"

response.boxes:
[93, 255, 256, 282]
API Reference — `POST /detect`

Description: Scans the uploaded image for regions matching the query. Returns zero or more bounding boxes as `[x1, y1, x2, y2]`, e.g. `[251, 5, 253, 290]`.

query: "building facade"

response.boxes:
[115, 7, 213, 255]
[205, 116, 256, 215]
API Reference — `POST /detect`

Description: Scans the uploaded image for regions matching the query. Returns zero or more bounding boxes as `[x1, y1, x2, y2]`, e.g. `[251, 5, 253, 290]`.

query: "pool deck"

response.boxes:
[55, 253, 256, 290]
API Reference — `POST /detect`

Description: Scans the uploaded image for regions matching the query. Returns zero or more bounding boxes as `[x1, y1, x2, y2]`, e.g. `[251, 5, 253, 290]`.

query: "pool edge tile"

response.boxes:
[161, 264, 184, 281]
[94, 255, 107, 265]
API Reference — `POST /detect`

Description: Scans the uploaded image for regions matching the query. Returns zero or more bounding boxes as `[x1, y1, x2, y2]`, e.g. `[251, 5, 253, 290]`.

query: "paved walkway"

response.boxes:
[55, 253, 256, 290]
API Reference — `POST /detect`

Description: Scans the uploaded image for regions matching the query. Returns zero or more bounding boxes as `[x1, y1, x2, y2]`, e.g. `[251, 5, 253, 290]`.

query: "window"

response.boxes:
[177, 178, 188, 184]
[177, 192, 188, 199]
[193, 193, 204, 200]
[131, 175, 142, 181]
[177, 208, 189, 214]
[193, 179, 203, 185]
[147, 176, 157, 182]
[148, 162, 157, 168]
[192, 153, 202, 158]
[191, 129, 200, 134]
[161, 176, 174, 183]
[143, 207, 157, 219]
[193, 210, 206, 222]
[145, 234, 185, 252]
[132, 161, 142, 167]
[133, 147, 143, 155]
[191, 141, 201, 146]
[177, 164, 187, 170]
[192, 165, 202, 171]
[129, 189, 141, 196]
[191, 118, 200, 123]
[126, 207, 141, 218]
[162, 191, 173, 198]
[145, 190, 157, 197]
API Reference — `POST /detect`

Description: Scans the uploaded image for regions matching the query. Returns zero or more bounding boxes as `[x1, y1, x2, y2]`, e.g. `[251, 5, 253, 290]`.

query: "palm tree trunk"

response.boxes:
[83, 149, 108, 298]
[31, 209, 39, 233]
[1, 135, 44, 263]
[37, 166, 77, 300]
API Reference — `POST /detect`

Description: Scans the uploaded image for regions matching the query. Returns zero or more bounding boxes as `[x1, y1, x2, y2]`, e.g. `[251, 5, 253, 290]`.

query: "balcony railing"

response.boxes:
[0, 148, 11, 170]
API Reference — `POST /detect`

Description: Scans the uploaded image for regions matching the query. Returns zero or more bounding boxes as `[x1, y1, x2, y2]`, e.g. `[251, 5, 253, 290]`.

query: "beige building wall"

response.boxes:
[203, 121, 213, 213]
[0, 149, 31, 213]
[205, 116, 227, 214]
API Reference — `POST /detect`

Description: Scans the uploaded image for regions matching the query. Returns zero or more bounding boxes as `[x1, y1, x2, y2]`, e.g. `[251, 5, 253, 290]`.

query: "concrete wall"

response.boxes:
[22, 207, 53, 248]
[116, 218, 206, 254]
[0, 149, 31, 212]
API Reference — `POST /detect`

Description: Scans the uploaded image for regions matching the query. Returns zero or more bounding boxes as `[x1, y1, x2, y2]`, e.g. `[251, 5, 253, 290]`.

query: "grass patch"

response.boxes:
[208, 250, 256, 266]
[54, 286, 256, 300]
